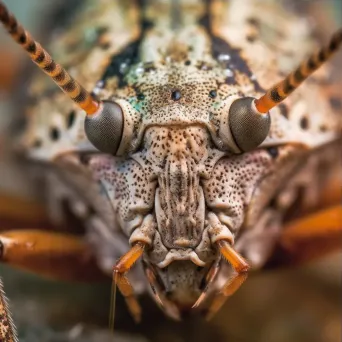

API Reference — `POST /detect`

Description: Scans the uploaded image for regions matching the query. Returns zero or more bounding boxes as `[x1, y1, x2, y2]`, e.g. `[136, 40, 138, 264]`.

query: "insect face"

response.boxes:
[0, 0, 341, 324]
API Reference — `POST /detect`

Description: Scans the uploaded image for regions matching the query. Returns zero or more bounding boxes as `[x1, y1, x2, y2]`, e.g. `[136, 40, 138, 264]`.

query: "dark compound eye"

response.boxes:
[228, 97, 271, 152]
[84, 101, 124, 155]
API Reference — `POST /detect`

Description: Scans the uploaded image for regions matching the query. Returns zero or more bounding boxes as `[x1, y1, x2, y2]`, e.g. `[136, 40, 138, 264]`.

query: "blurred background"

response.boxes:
[0, 1, 341, 341]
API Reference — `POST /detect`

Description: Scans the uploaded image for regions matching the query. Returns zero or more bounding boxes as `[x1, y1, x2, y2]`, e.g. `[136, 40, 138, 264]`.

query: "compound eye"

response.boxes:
[84, 101, 124, 154]
[229, 97, 271, 152]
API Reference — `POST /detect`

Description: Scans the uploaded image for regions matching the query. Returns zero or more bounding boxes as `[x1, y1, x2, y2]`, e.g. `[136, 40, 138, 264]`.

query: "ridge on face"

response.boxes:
[135, 126, 222, 250]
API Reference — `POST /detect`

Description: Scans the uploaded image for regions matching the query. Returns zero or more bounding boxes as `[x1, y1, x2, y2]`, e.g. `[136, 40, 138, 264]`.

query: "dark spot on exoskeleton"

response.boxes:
[246, 34, 257, 43]
[329, 97, 342, 110]
[209, 90, 217, 99]
[171, 90, 182, 101]
[67, 110, 76, 128]
[97, 26, 109, 36]
[267, 147, 279, 158]
[99, 41, 111, 50]
[137, 93, 145, 101]
[318, 50, 325, 62]
[79, 154, 91, 165]
[278, 104, 289, 118]
[33, 139, 42, 148]
[300, 116, 309, 130]
[247, 17, 260, 27]
[50, 127, 60, 141]
[319, 124, 327, 132]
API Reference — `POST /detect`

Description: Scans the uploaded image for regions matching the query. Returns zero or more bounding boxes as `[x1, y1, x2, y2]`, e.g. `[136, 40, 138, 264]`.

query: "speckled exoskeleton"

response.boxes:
[0, 0, 341, 332]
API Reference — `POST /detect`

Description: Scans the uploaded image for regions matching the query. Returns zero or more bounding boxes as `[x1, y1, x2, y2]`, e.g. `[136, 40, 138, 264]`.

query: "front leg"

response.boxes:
[0, 192, 49, 228]
[0, 229, 107, 282]
[113, 242, 146, 323]
[201, 212, 250, 320]
[205, 240, 250, 320]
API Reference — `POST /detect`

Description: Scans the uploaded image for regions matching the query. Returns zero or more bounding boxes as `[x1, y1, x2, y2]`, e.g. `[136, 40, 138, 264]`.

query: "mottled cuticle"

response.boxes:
[6, 0, 340, 323]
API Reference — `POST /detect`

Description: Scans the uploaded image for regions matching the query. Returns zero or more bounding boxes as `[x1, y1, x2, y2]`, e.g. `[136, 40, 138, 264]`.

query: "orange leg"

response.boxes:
[0, 193, 49, 229]
[0, 230, 107, 282]
[206, 240, 250, 320]
[266, 205, 342, 268]
[113, 242, 146, 322]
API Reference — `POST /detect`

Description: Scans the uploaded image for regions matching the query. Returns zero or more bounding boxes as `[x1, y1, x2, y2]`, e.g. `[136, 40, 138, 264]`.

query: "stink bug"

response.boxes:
[0, 1, 341, 339]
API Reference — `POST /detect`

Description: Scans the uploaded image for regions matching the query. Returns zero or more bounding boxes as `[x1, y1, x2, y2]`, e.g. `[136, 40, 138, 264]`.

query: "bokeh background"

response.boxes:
[0, 1, 341, 341]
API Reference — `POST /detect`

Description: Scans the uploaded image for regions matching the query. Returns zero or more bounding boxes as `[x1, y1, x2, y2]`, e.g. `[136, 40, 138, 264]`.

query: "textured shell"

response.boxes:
[15, 0, 342, 310]
[22, 0, 341, 159]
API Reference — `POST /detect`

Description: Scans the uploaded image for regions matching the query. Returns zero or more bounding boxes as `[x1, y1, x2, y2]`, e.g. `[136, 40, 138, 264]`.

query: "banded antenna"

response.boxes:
[255, 28, 342, 113]
[0, 1, 100, 115]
